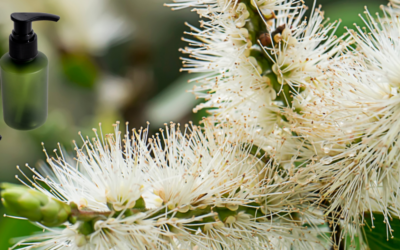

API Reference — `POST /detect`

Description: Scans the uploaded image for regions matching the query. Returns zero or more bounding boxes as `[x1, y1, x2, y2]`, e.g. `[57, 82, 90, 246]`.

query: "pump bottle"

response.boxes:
[0, 13, 60, 130]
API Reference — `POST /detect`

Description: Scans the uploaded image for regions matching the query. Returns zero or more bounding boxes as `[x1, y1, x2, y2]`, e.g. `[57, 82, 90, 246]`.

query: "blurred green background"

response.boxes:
[0, 0, 386, 248]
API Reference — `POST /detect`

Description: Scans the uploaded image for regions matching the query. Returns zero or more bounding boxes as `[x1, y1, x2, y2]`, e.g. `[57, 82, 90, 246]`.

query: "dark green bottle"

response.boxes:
[0, 13, 60, 130]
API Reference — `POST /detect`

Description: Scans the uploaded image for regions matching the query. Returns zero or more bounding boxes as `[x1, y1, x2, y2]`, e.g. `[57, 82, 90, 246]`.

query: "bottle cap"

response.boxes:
[9, 13, 60, 63]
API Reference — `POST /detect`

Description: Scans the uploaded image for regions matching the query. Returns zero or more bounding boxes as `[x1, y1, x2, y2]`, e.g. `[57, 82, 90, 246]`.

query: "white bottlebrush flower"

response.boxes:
[168, 0, 346, 164]
[147, 122, 258, 211]
[390, 0, 400, 9]
[167, 0, 299, 12]
[10, 214, 166, 249]
[29, 122, 148, 212]
[6, 120, 328, 249]
[350, 6, 400, 87]
[287, 6, 400, 242]
[10, 226, 91, 249]
[266, 6, 343, 91]
[167, 0, 282, 128]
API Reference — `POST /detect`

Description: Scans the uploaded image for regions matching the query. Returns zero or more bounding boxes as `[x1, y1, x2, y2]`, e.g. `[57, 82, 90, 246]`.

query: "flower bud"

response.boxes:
[250, 0, 276, 20]
[75, 234, 88, 247]
[259, 33, 272, 47]
[178, 205, 191, 213]
[215, 207, 237, 223]
[1, 183, 71, 227]
[225, 216, 236, 224]
[226, 203, 239, 211]
[213, 221, 225, 229]
[235, 3, 250, 28]
[248, 57, 262, 74]
[203, 223, 213, 232]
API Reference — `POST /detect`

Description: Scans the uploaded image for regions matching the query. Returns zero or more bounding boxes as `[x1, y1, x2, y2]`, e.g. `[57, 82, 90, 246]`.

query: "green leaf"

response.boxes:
[345, 234, 361, 250]
[363, 212, 400, 250]
[0, 210, 41, 249]
[61, 53, 98, 89]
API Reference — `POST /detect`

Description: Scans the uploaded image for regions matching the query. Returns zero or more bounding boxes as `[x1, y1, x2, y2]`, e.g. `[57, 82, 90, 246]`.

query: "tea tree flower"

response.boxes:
[1, 121, 326, 249]
[167, 0, 283, 125]
[390, 0, 400, 9]
[331, 5, 400, 226]
[168, 0, 347, 167]
[167, 0, 400, 248]
[286, 4, 400, 243]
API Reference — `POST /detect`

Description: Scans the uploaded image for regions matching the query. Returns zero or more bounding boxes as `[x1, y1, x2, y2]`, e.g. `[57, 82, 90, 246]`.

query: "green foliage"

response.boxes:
[362, 213, 400, 250]
[345, 212, 400, 249]
[0, 213, 41, 250]
[346, 233, 361, 250]
[313, 0, 387, 36]
[61, 53, 98, 89]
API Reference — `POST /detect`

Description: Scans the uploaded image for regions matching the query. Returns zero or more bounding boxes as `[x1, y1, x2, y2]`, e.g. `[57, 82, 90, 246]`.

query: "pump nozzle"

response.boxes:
[9, 12, 60, 62]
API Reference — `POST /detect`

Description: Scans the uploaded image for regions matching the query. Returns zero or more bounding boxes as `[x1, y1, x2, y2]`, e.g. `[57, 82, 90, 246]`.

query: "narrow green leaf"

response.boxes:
[363, 212, 400, 250]
[0, 210, 40, 249]
[345, 234, 361, 250]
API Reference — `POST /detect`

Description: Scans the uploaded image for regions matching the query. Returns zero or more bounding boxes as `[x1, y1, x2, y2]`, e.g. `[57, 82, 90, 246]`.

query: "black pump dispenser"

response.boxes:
[9, 13, 60, 63]
[0, 12, 60, 130]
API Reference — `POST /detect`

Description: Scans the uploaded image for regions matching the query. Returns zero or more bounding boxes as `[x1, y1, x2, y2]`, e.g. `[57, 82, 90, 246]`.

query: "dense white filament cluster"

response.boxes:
[165, 0, 400, 247]
[11, 120, 327, 249]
